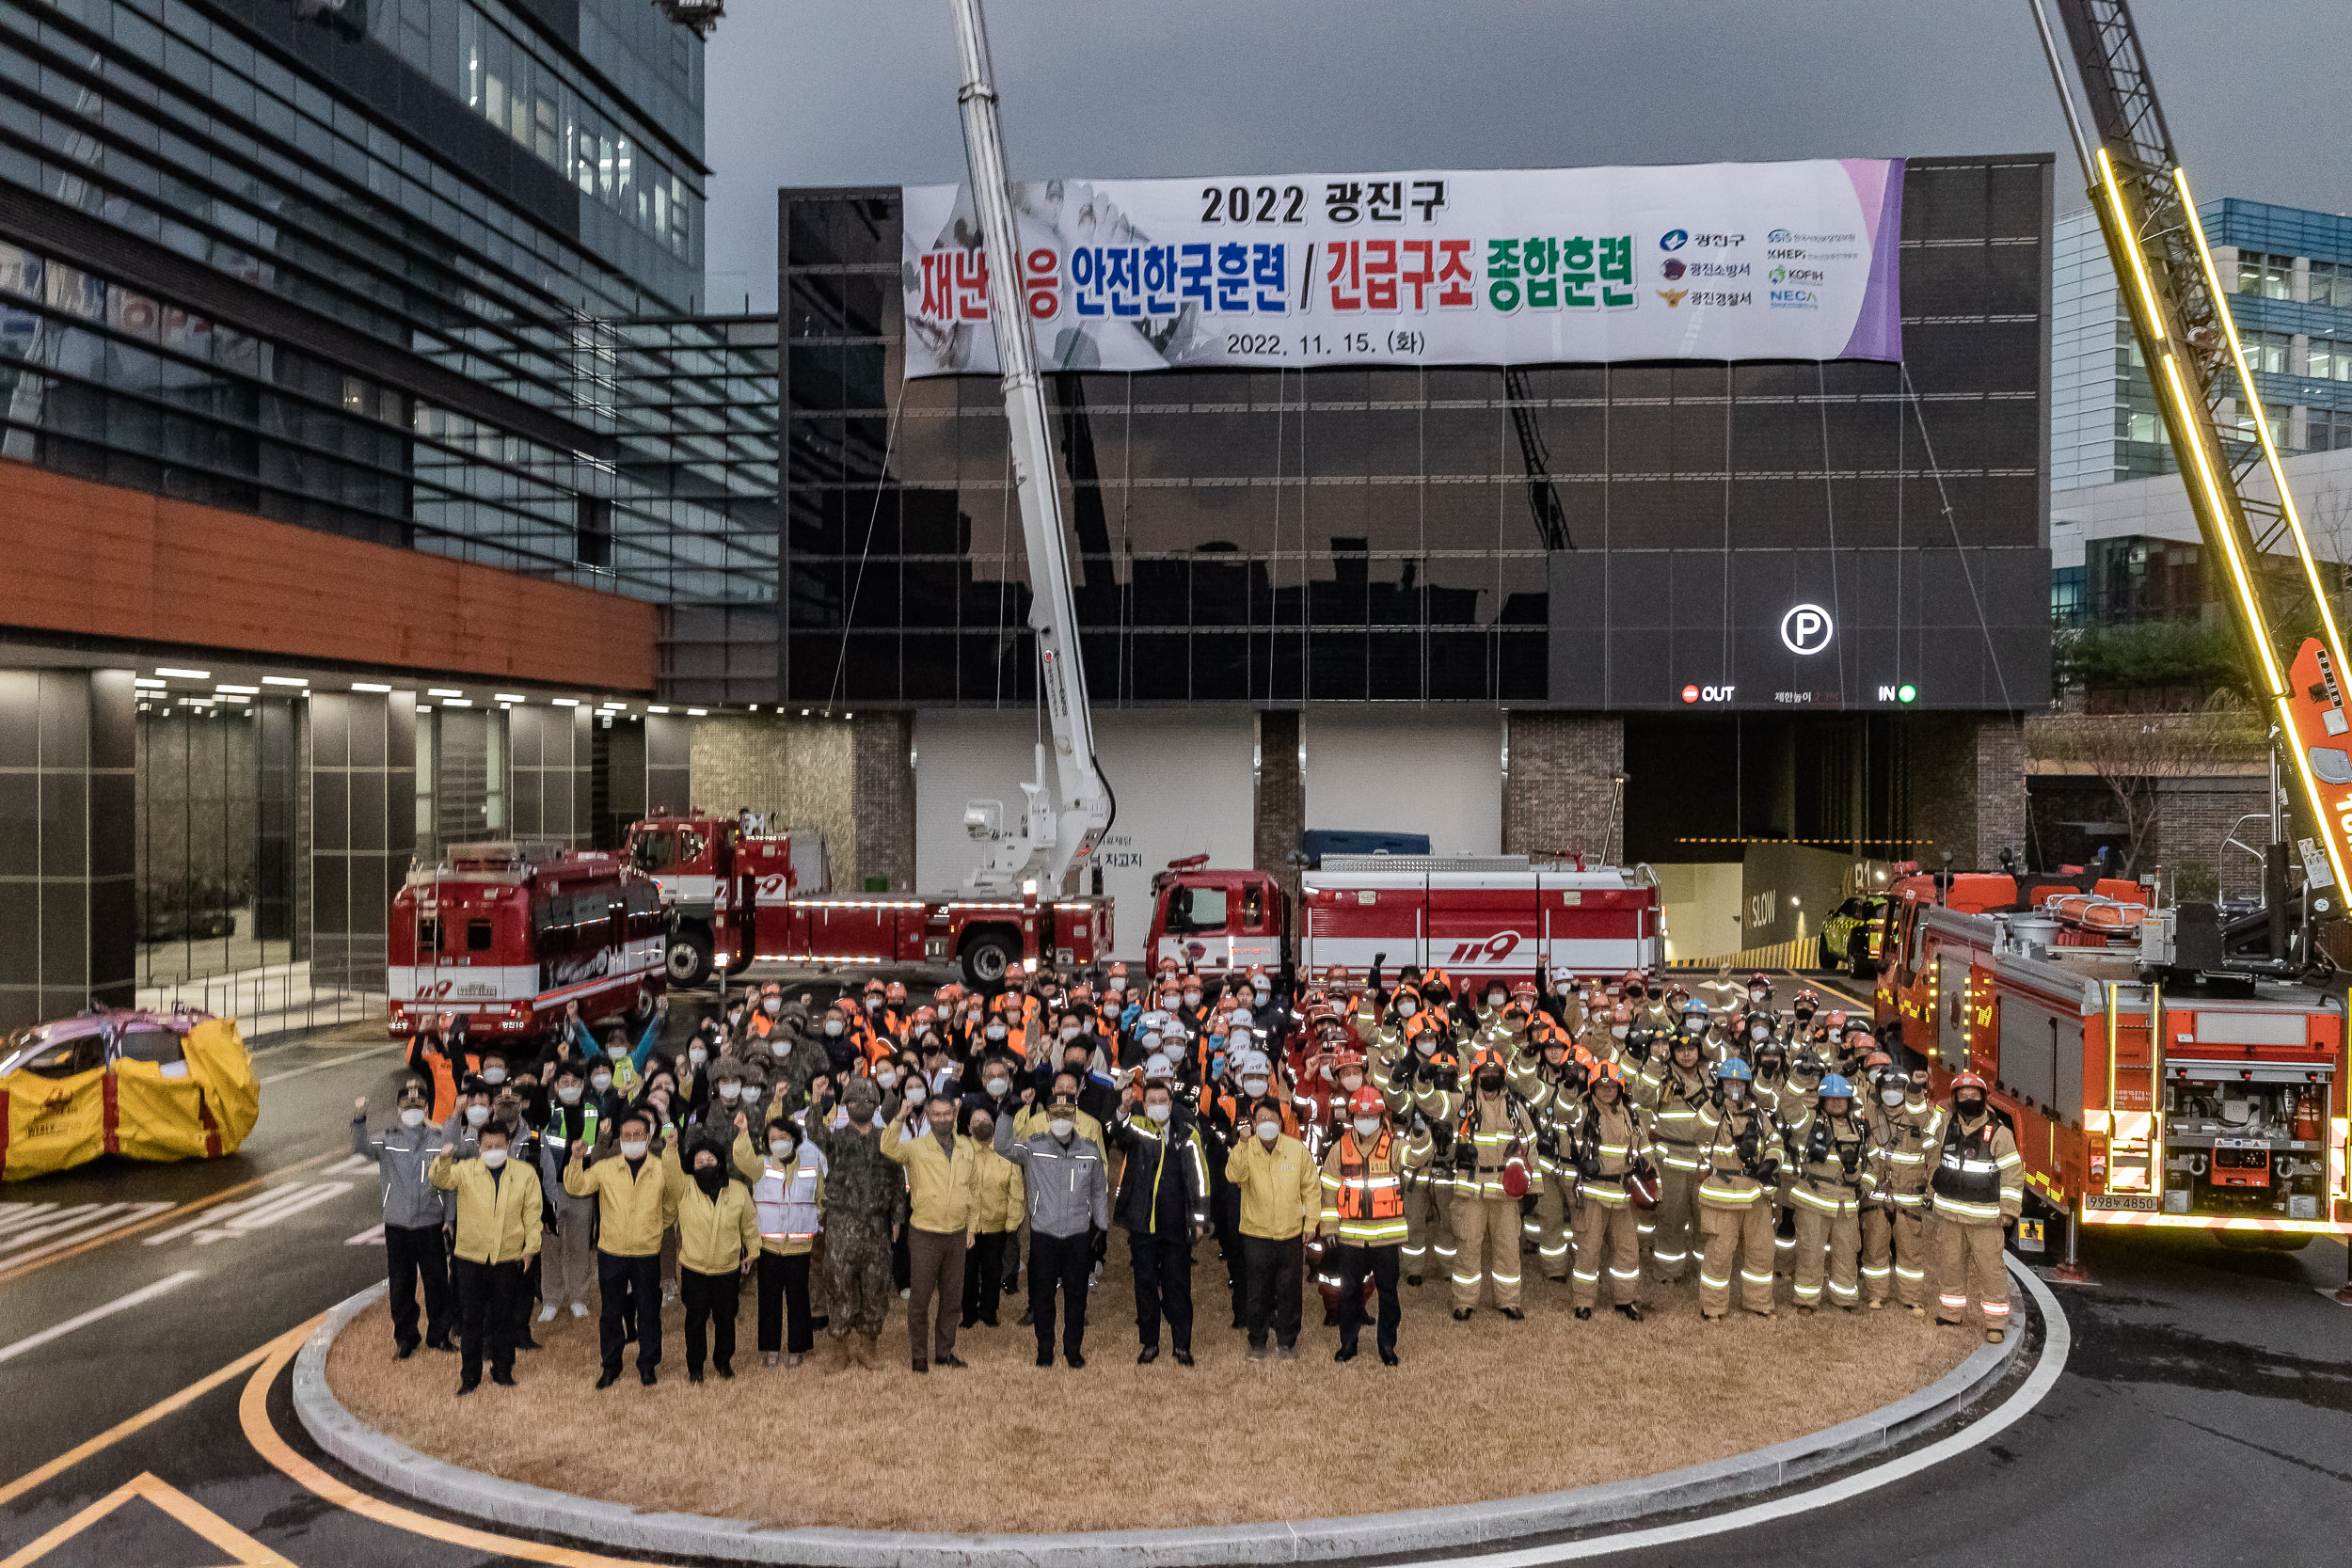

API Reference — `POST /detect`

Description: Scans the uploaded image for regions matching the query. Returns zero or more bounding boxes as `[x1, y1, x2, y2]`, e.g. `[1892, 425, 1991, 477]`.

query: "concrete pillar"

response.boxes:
[508, 704, 592, 847]
[0, 670, 135, 1030]
[1906, 713, 2026, 871]
[307, 690, 417, 993]
[1502, 712, 1626, 863]
[1254, 711, 1305, 900]
[644, 714, 692, 816]
[850, 712, 914, 893]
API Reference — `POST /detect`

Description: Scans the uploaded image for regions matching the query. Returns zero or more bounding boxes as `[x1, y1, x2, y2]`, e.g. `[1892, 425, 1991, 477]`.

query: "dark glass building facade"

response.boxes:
[781, 156, 2053, 714]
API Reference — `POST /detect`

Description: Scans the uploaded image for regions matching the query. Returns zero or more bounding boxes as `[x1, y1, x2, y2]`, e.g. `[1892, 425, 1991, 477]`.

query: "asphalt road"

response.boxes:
[0, 976, 2346, 1568]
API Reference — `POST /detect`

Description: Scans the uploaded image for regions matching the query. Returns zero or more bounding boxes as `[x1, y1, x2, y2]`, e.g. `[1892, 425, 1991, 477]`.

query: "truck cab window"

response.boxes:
[417, 917, 439, 952]
[632, 831, 676, 873]
[1166, 884, 1229, 935]
[1242, 885, 1265, 930]
[468, 920, 495, 952]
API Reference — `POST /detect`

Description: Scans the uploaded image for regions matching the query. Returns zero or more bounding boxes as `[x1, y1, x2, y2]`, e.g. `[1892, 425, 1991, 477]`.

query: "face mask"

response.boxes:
[1750, 1023, 1769, 1040]
[872, 1069, 898, 1090]
[1059, 1024, 1081, 1040]
[770, 1138, 795, 1160]
[483, 1066, 506, 1084]
[1477, 1072, 1505, 1094]
[619, 1139, 649, 1160]
[1184, 990, 1201, 1006]
[866, 998, 883, 1012]
[1723, 1083, 1746, 1102]
[1414, 1039, 1436, 1057]
[591, 1072, 612, 1092]
[764, 999, 781, 1015]
[1145, 1102, 1172, 1124]
[1613, 1024, 1630, 1038]
[1397, 998, 1418, 1018]
[400, 1107, 426, 1128]
[984, 1077, 1009, 1098]
[1049, 1117, 1073, 1139]
[719, 1084, 742, 1101]
[608, 1045, 628, 1062]
[823, 1019, 844, 1037]
[1749, 990, 1768, 1004]
[1340, 1072, 1364, 1092]
[986, 1023, 1008, 1041]
[480, 1147, 508, 1169]
[557, 1085, 581, 1105]
[771, 1039, 791, 1057]
[694, 1164, 726, 1196]
[1353, 1115, 1381, 1137]
[1959, 1098, 1986, 1118]
[1256, 1118, 1280, 1142]
[1254, 987, 1271, 1002]
[465, 1103, 490, 1126]
[1242, 1076, 1268, 1097]
[1486, 993, 1505, 1010]
[689, 1048, 707, 1067]
[1881, 1087, 1906, 1107]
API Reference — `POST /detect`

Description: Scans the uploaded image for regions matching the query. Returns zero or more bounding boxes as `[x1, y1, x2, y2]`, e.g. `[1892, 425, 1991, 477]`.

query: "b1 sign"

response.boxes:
[901, 159, 1903, 378]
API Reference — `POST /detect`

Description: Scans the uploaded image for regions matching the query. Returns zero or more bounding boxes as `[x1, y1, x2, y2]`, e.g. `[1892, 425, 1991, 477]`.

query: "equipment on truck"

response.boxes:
[388, 842, 666, 1038]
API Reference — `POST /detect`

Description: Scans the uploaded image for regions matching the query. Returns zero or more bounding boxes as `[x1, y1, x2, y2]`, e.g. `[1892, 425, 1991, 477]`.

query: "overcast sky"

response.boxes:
[700, 0, 2351, 312]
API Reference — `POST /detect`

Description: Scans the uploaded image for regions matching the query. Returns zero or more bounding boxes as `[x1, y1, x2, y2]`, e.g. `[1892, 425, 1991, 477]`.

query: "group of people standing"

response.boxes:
[353, 958, 2024, 1394]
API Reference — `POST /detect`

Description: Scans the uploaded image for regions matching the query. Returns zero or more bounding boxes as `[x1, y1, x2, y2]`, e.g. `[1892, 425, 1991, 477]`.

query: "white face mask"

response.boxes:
[1145, 1102, 1172, 1124]
[1353, 1115, 1381, 1137]
[619, 1139, 648, 1160]
[1749, 990, 1768, 1004]
[1397, 998, 1419, 1018]
[482, 1066, 505, 1084]
[1059, 1024, 1081, 1040]
[986, 1023, 1008, 1041]
[1049, 1117, 1074, 1139]
[1340, 1072, 1363, 1092]
[770, 1138, 794, 1160]
[1881, 1087, 1906, 1107]
[824, 1020, 844, 1037]
[1184, 990, 1202, 1006]
[1751, 1023, 1770, 1040]
[609, 1048, 628, 1063]
[1256, 1119, 1280, 1141]
[1241, 1076, 1268, 1097]
[874, 1069, 896, 1088]
[465, 1103, 490, 1126]
[1414, 1039, 1436, 1057]
[984, 1077, 1009, 1098]
[591, 1072, 612, 1092]
[557, 1086, 581, 1104]
[1486, 993, 1506, 1010]
[771, 1040, 791, 1057]
[689, 1048, 707, 1066]
[763, 999, 781, 1014]
[480, 1147, 507, 1169]
[1613, 1024, 1629, 1038]
[1254, 987, 1271, 1002]
[719, 1084, 742, 1101]
[400, 1107, 426, 1128]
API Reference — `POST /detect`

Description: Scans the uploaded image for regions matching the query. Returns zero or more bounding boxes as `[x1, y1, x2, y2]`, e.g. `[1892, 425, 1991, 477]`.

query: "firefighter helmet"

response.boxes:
[1817, 1073, 1854, 1100]
[1746, 972, 1773, 994]
[1862, 1049, 1893, 1072]
[1951, 1071, 1989, 1096]
[1821, 1009, 1848, 1034]
[1715, 1057, 1753, 1083]
[1347, 1085, 1386, 1117]
[1588, 1060, 1625, 1087]
[1842, 1015, 1874, 1038]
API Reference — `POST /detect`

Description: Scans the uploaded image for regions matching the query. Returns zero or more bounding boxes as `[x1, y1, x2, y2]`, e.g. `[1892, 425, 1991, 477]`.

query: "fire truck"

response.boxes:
[624, 809, 830, 984]
[1873, 874, 2350, 1250]
[1280, 855, 1658, 982]
[387, 843, 668, 1038]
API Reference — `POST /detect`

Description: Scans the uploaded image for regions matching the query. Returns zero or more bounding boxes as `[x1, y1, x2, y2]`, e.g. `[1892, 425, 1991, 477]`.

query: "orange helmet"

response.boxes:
[863, 977, 886, 996]
[1347, 1085, 1387, 1117]
[885, 980, 908, 1003]
[1862, 1050, 1893, 1072]
[1951, 1071, 1989, 1096]
[1332, 1047, 1367, 1072]
[1588, 1060, 1626, 1087]
[1821, 1009, 1848, 1034]
[1468, 1046, 1508, 1073]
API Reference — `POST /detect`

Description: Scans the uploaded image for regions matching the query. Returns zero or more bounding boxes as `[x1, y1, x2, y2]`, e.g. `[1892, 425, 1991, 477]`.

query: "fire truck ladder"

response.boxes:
[1502, 368, 1573, 551]
[2034, 0, 2352, 902]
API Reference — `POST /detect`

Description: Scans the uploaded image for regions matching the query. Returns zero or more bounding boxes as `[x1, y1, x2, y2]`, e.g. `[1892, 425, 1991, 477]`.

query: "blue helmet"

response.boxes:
[1679, 996, 1709, 1017]
[1817, 1073, 1854, 1100]
[1715, 1057, 1753, 1083]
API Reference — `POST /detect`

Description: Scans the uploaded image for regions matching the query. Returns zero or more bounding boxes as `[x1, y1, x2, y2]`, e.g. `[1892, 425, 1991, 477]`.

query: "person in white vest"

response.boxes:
[734, 1113, 827, 1368]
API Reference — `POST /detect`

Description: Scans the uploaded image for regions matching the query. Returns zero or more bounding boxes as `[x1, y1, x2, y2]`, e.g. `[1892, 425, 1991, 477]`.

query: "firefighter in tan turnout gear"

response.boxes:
[1507, 1008, 1581, 1285]
[1863, 1064, 1941, 1311]
[1693, 1057, 1779, 1320]
[1641, 1022, 1714, 1285]
[1565, 1061, 1651, 1320]
[1931, 1071, 2023, 1341]
[1788, 1073, 1870, 1311]
[1424, 1046, 1536, 1320]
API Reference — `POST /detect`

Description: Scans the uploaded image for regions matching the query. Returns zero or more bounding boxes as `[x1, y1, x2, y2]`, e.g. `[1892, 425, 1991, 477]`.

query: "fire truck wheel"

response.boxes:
[630, 984, 658, 1023]
[961, 931, 1018, 991]
[666, 930, 713, 986]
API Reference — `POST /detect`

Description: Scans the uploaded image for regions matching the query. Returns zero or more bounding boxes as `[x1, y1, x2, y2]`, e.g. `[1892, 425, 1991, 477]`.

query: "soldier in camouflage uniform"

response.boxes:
[806, 1075, 901, 1369]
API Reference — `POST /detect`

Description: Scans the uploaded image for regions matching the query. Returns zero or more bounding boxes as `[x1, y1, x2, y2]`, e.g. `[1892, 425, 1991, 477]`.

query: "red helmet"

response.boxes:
[1821, 1009, 1848, 1034]
[1347, 1085, 1386, 1117]
[1332, 1047, 1367, 1071]
[1951, 1071, 1989, 1097]
[1862, 1050, 1893, 1072]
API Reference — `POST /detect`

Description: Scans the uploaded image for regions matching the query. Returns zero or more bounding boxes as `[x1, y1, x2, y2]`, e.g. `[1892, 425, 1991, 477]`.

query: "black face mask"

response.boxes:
[1477, 1071, 1505, 1094]
[694, 1165, 726, 1197]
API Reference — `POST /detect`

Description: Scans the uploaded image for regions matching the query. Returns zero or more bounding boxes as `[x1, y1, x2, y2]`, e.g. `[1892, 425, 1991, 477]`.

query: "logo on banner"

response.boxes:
[1659, 229, 1688, 251]
[1780, 604, 1834, 655]
[1658, 289, 1689, 308]
[1661, 259, 1686, 280]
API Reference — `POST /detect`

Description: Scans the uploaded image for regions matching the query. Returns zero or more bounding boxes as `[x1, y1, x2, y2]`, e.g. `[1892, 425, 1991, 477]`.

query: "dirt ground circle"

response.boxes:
[327, 1243, 1973, 1535]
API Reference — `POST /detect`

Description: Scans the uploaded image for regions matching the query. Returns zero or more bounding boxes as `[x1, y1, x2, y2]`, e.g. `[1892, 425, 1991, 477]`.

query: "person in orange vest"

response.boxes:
[406, 1010, 477, 1125]
[1318, 1086, 1416, 1365]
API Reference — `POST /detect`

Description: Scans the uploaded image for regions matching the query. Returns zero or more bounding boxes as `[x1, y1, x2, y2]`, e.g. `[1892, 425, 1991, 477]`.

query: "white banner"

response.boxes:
[901, 159, 1903, 377]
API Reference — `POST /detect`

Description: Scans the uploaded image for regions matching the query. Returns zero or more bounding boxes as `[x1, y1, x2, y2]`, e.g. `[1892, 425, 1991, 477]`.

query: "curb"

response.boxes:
[295, 1259, 2035, 1567]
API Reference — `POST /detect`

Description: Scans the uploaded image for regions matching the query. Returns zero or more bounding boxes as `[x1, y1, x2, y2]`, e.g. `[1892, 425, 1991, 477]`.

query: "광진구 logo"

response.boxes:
[1659, 229, 1688, 251]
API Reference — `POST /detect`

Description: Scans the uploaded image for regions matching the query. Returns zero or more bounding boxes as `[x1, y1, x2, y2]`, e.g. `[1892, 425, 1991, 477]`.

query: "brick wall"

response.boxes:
[1254, 711, 1304, 899]
[1502, 713, 1625, 862]
[688, 716, 856, 884]
[1908, 713, 2027, 869]
[2153, 773, 2273, 899]
[851, 713, 916, 893]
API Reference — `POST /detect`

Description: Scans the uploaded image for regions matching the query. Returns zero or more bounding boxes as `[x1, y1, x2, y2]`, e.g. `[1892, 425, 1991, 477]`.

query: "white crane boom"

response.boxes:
[949, 0, 1112, 896]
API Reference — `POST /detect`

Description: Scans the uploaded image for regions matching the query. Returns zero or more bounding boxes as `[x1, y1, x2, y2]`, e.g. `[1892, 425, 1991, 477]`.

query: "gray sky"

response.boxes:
[702, 0, 2352, 312]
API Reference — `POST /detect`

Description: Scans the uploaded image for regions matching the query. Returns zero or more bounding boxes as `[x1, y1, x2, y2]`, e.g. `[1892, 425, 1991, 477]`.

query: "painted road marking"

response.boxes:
[345, 1223, 386, 1246]
[259, 1042, 404, 1086]
[0, 1148, 344, 1290]
[0, 1271, 201, 1370]
[325, 1152, 378, 1176]
[0, 1203, 178, 1270]
[141, 1182, 354, 1248]
[0, 1470, 294, 1568]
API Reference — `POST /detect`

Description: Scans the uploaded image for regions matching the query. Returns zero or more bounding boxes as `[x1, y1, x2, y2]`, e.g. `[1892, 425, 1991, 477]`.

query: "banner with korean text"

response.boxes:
[899, 159, 1903, 377]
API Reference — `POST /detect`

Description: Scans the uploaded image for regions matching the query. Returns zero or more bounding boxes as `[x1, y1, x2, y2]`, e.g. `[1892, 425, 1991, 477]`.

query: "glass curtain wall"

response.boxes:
[135, 694, 295, 992]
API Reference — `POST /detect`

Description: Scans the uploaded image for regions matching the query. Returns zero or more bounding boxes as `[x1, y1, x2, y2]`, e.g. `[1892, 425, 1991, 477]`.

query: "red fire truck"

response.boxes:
[1873, 875, 2351, 1250]
[387, 843, 668, 1038]
[1279, 855, 1658, 981]
[624, 809, 830, 984]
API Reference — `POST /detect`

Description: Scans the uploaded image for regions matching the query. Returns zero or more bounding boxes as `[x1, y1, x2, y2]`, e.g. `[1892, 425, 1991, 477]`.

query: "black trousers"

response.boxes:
[1028, 1229, 1092, 1362]
[453, 1257, 524, 1384]
[1241, 1233, 1304, 1349]
[1334, 1242, 1402, 1356]
[961, 1229, 1009, 1325]
[1128, 1229, 1195, 1353]
[679, 1266, 740, 1375]
[597, 1251, 662, 1376]
[756, 1251, 814, 1354]
[385, 1221, 452, 1350]
[1215, 1184, 1246, 1320]
[513, 1251, 542, 1342]
[891, 1219, 911, 1290]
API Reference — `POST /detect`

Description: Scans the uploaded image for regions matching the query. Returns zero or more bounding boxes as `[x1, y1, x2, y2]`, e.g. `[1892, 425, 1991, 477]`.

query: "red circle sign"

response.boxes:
[1680, 684, 1700, 704]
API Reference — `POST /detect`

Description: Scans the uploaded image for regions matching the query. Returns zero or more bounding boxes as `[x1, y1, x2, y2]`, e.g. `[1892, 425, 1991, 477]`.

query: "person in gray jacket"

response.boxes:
[995, 1093, 1110, 1369]
[352, 1079, 455, 1358]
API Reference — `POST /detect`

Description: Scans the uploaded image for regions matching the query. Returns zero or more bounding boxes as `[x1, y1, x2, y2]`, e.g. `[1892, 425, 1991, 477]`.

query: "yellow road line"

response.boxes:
[0, 1471, 294, 1568]
[0, 1327, 299, 1509]
[237, 1328, 672, 1568]
[0, 1148, 342, 1289]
